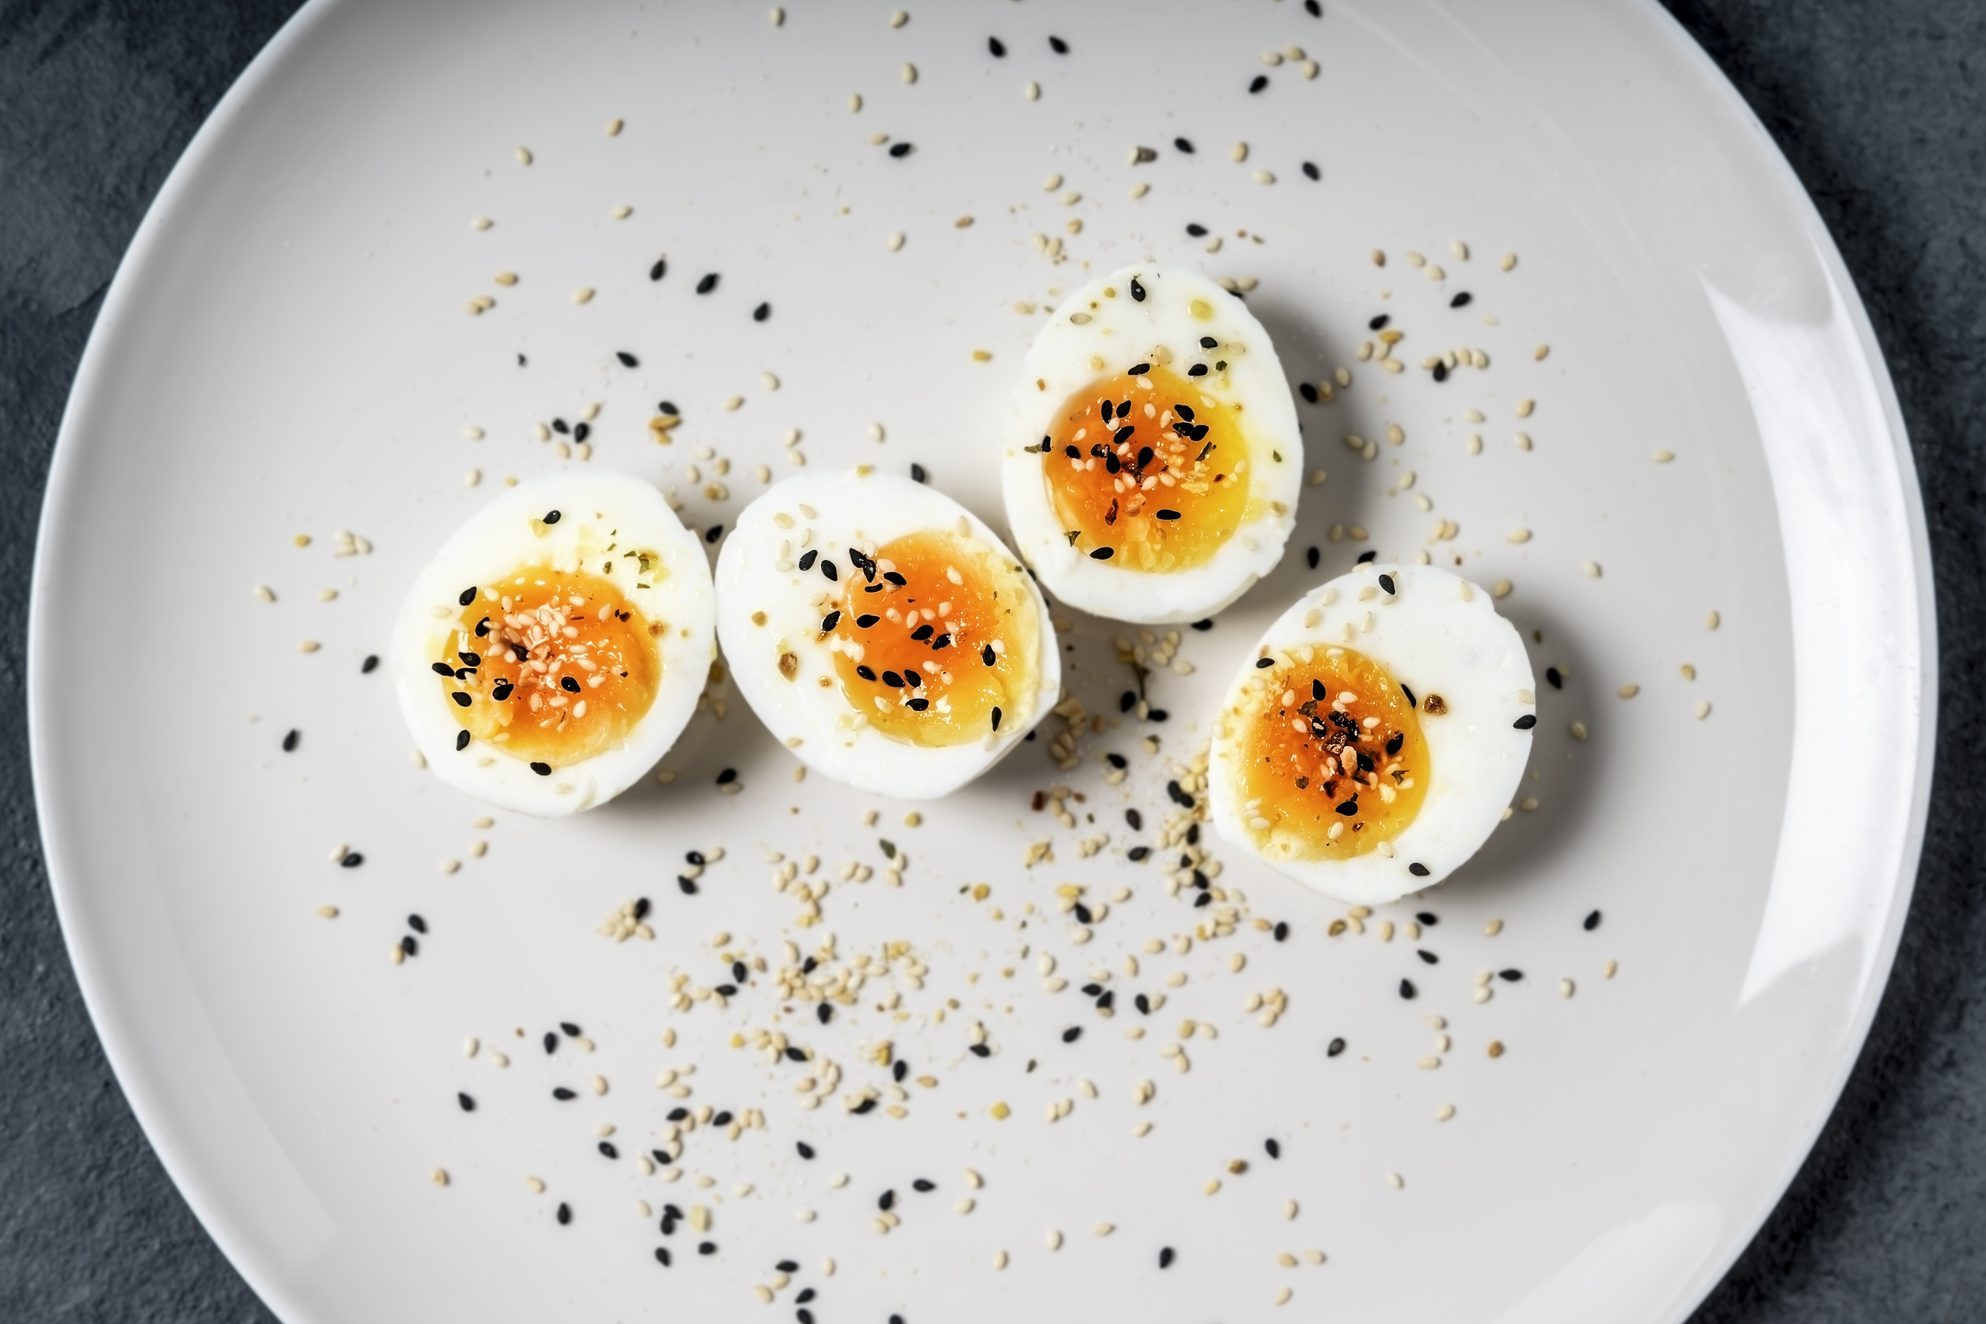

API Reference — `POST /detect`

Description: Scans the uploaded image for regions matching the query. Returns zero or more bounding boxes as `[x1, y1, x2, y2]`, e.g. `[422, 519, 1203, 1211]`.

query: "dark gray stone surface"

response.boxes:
[1, 0, 1979, 1319]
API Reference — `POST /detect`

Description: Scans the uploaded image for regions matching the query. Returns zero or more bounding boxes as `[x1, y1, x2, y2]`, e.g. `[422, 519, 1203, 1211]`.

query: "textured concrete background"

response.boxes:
[2, 1, 1980, 1319]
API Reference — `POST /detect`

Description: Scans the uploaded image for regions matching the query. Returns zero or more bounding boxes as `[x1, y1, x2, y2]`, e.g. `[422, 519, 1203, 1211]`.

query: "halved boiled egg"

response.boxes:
[1001, 264, 1302, 624]
[392, 473, 714, 815]
[716, 469, 1059, 798]
[1208, 563, 1535, 905]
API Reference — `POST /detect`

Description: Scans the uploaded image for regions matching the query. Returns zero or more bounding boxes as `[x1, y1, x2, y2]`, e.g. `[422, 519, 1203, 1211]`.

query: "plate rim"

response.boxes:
[25, 0, 1939, 1320]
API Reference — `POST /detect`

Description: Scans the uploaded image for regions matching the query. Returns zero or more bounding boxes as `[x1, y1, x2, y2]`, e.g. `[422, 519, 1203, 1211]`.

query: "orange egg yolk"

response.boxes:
[827, 530, 1039, 747]
[1040, 364, 1250, 571]
[437, 566, 661, 767]
[1233, 646, 1431, 859]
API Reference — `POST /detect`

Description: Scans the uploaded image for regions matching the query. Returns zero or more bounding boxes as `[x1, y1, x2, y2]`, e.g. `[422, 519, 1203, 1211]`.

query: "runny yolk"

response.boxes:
[827, 530, 1039, 748]
[1041, 364, 1250, 571]
[1232, 645, 1431, 859]
[437, 566, 661, 766]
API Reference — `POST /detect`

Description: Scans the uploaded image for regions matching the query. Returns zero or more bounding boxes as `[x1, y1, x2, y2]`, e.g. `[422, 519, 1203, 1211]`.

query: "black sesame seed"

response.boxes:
[696, 273, 719, 294]
[1299, 381, 1319, 404]
[450, 690, 471, 707]
[1513, 714, 1538, 730]
[560, 675, 581, 693]
[1265, 1137, 1281, 1159]
[1306, 546, 1320, 570]
[457, 1091, 474, 1112]
[1062, 1026, 1082, 1044]
[1128, 846, 1151, 862]
[553, 1086, 576, 1100]
[991, 707, 1004, 731]
[408, 913, 428, 934]
[636, 898, 652, 921]
[1130, 277, 1146, 302]
[1123, 803, 1140, 824]
[599, 1141, 619, 1159]
[544, 1031, 559, 1054]
[1584, 909, 1602, 931]
[657, 400, 678, 416]
[281, 729, 299, 753]
[988, 35, 1005, 56]
[1302, 160, 1320, 180]
[458, 586, 477, 606]
[340, 852, 363, 868]
[1378, 573, 1396, 595]
[879, 1189, 896, 1211]
[1500, 969, 1524, 982]
[1188, 363, 1208, 376]
[796, 1142, 815, 1160]
[1399, 979, 1417, 999]
[817, 1002, 833, 1025]
[1328, 1037, 1346, 1057]
[1120, 690, 1137, 713]
[1159, 1247, 1176, 1269]
[654, 1246, 671, 1266]
[1356, 549, 1378, 564]
[798, 549, 818, 571]
[1186, 222, 1207, 237]
[1255, 656, 1275, 669]
[573, 422, 589, 443]
[820, 611, 841, 632]
[1409, 862, 1431, 877]
[1433, 360, 1449, 383]
[800, 1289, 818, 1304]
[362, 654, 379, 673]
[888, 141, 913, 158]
[822, 560, 837, 582]
[1369, 314, 1391, 332]
[852, 1098, 877, 1115]
[556, 1202, 571, 1225]
[1249, 73, 1269, 93]
[716, 767, 738, 784]
[1417, 911, 1439, 926]
[1450, 292, 1473, 308]
[1128, 361, 1150, 375]
[698, 1241, 716, 1256]
[530, 761, 552, 776]
[753, 301, 770, 322]
[1048, 34, 1068, 53]
[1417, 949, 1439, 965]
[552, 419, 569, 434]
[453, 729, 470, 753]
[1274, 921, 1290, 941]
[969, 1043, 991, 1058]
[1089, 547, 1114, 560]
[1306, 0, 1322, 13]
[615, 351, 638, 368]
[678, 875, 699, 895]
[705, 524, 723, 544]
[910, 462, 927, 483]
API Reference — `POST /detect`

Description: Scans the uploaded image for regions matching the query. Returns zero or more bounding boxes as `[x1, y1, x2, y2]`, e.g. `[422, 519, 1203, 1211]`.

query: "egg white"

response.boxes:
[716, 469, 1060, 799]
[392, 473, 714, 816]
[1208, 563, 1535, 905]
[1001, 263, 1302, 624]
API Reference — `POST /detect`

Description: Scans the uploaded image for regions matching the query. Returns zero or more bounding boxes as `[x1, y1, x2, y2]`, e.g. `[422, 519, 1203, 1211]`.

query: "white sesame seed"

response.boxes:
[769, 5, 784, 24]
[888, 9, 907, 26]
[901, 61, 917, 83]
[1435, 1104, 1456, 1121]
[470, 216, 492, 231]
[1386, 1171, 1404, 1190]
[1706, 609, 1722, 630]
[1024, 80, 1040, 100]
[605, 117, 624, 137]
[1695, 700, 1713, 720]
[572, 286, 595, 304]
[886, 231, 905, 251]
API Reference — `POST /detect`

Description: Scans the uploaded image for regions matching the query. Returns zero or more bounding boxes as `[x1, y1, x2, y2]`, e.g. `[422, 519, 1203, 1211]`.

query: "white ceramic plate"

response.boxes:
[30, 0, 1934, 1321]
